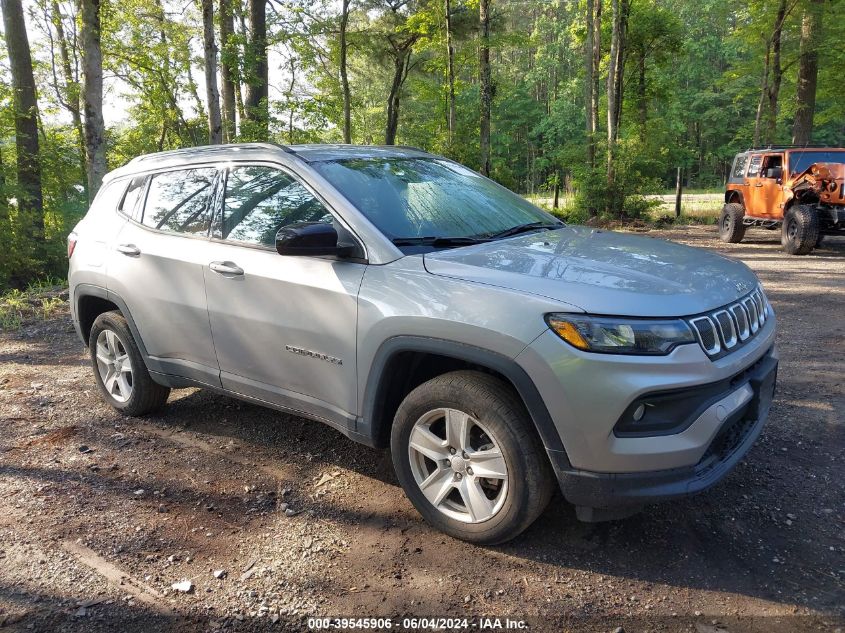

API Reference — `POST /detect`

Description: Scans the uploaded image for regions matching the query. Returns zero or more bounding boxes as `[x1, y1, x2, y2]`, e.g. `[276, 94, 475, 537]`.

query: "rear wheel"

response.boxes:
[390, 370, 554, 544]
[781, 205, 819, 255]
[719, 202, 746, 243]
[89, 311, 170, 416]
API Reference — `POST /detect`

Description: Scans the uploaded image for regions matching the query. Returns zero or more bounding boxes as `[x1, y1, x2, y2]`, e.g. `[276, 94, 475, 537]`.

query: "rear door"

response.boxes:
[107, 166, 222, 387]
[202, 163, 365, 426]
[743, 153, 767, 215]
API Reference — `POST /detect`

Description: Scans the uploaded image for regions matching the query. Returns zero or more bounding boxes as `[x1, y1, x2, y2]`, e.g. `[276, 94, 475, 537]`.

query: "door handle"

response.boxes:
[209, 261, 244, 276]
[754, 183, 764, 187]
[116, 243, 141, 256]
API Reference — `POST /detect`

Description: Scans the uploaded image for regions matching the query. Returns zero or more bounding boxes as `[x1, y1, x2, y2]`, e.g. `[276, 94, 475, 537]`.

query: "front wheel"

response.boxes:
[390, 370, 554, 544]
[89, 311, 170, 416]
[781, 205, 819, 255]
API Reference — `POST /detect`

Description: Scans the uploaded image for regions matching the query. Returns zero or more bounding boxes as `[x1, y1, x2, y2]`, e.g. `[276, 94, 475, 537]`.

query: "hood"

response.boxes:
[423, 226, 759, 317]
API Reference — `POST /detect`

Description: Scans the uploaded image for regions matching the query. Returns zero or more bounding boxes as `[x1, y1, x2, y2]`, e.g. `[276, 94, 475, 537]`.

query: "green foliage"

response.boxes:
[1, 0, 842, 292]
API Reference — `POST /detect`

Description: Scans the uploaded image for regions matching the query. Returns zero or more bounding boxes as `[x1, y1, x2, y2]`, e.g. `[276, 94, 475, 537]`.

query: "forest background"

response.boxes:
[0, 0, 841, 289]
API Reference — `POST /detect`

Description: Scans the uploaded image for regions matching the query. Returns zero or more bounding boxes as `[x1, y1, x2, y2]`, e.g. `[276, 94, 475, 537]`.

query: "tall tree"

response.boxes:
[339, 0, 352, 143]
[479, 0, 491, 176]
[219, 0, 237, 140]
[80, 0, 107, 198]
[606, 0, 629, 212]
[792, 0, 824, 145]
[752, 0, 791, 147]
[47, 0, 86, 193]
[244, 0, 268, 136]
[584, 0, 600, 171]
[1, 0, 44, 253]
[384, 33, 417, 145]
[200, 0, 223, 143]
[445, 0, 456, 142]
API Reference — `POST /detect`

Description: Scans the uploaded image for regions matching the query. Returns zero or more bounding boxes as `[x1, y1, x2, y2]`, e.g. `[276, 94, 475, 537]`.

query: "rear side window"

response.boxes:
[219, 166, 333, 247]
[119, 176, 147, 221]
[747, 154, 763, 178]
[141, 168, 217, 235]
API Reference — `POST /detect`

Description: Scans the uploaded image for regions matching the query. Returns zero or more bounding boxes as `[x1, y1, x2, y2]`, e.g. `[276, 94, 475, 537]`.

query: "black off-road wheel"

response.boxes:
[89, 311, 170, 416]
[781, 205, 820, 255]
[390, 370, 554, 545]
[719, 202, 746, 243]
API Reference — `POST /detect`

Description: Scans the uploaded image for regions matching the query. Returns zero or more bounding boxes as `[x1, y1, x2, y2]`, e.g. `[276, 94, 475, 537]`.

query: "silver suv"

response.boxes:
[68, 143, 778, 543]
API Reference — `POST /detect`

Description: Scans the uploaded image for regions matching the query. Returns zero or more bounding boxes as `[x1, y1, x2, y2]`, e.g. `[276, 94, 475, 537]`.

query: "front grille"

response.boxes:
[687, 287, 770, 359]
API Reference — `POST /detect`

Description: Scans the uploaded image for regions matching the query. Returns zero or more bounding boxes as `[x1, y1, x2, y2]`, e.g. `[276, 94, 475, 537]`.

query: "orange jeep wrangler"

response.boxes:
[721, 146, 845, 254]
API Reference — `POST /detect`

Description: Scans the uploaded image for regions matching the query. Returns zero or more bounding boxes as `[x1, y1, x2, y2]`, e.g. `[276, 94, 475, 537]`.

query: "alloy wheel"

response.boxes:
[407, 407, 509, 523]
[95, 329, 134, 403]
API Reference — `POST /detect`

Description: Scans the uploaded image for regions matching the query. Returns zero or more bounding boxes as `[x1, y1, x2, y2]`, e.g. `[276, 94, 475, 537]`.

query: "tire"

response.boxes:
[781, 205, 819, 255]
[390, 370, 554, 544]
[719, 202, 746, 243]
[89, 311, 170, 416]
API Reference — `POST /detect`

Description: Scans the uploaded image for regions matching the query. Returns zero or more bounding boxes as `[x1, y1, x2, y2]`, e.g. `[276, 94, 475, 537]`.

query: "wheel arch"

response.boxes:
[74, 284, 150, 359]
[359, 336, 569, 464]
[725, 190, 744, 206]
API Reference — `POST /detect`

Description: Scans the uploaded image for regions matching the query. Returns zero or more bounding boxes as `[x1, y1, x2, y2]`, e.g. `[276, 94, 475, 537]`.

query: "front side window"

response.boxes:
[311, 158, 554, 242]
[220, 166, 333, 247]
[762, 154, 783, 179]
[141, 168, 217, 235]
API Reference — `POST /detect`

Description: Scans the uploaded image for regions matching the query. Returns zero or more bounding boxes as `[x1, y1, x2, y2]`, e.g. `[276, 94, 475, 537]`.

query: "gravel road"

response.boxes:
[0, 226, 842, 632]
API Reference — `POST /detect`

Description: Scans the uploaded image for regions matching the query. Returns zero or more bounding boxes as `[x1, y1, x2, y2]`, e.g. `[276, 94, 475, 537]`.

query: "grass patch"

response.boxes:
[0, 280, 68, 332]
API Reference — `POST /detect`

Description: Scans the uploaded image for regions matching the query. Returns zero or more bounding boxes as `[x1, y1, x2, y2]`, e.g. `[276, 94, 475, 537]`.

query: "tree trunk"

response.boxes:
[445, 0, 456, 142]
[479, 0, 492, 176]
[591, 0, 601, 153]
[585, 0, 595, 169]
[50, 0, 86, 195]
[385, 47, 408, 145]
[1, 0, 43, 258]
[80, 0, 106, 198]
[753, 0, 788, 147]
[606, 0, 628, 215]
[219, 0, 237, 141]
[244, 0, 268, 136]
[340, 0, 351, 143]
[792, 0, 824, 146]
[200, 0, 222, 144]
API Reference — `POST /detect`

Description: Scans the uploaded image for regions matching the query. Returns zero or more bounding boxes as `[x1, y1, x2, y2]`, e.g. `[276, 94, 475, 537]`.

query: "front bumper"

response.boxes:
[548, 348, 778, 519]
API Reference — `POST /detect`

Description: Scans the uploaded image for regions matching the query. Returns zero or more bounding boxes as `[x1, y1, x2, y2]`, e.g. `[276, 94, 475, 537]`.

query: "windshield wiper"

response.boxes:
[391, 236, 487, 247]
[484, 221, 563, 241]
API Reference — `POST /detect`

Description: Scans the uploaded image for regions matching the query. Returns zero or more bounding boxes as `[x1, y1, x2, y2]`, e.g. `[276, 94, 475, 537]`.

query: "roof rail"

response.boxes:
[128, 142, 296, 164]
[745, 144, 831, 151]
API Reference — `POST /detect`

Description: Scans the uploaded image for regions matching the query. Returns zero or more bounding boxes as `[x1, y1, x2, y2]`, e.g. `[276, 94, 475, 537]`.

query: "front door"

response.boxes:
[202, 164, 365, 427]
[106, 166, 222, 386]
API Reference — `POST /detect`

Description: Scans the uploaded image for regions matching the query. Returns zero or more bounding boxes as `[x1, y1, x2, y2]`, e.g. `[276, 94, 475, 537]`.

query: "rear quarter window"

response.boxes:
[731, 154, 749, 180]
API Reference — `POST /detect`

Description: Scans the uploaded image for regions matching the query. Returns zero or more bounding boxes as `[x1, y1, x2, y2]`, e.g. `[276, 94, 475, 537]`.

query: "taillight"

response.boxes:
[67, 232, 77, 259]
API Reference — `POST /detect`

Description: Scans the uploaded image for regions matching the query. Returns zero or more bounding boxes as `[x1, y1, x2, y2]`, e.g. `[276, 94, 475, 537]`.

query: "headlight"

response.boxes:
[546, 314, 696, 355]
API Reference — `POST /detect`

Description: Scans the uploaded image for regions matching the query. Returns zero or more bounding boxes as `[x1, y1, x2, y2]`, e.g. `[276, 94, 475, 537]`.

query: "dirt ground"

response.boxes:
[0, 226, 843, 633]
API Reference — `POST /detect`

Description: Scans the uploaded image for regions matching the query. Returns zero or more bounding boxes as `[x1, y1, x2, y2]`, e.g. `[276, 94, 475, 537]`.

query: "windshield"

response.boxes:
[789, 150, 845, 175]
[311, 157, 556, 245]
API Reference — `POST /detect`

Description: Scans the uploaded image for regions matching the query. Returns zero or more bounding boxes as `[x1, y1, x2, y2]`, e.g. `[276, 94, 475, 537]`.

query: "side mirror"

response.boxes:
[767, 166, 783, 181]
[275, 222, 354, 258]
